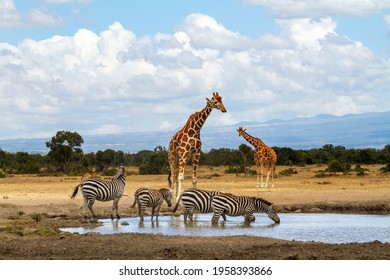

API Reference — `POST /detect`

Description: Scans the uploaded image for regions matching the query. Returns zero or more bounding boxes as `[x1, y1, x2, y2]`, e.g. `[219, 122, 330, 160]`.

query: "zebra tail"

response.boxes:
[70, 184, 81, 199]
[130, 194, 137, 208]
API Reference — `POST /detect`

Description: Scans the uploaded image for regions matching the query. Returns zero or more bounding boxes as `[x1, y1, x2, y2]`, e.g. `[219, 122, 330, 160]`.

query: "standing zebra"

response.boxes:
[70, 166, 126, 220]
[131, 187, 172, 221]
[172, 188, 225, 222]
[211, 193, 280, 224]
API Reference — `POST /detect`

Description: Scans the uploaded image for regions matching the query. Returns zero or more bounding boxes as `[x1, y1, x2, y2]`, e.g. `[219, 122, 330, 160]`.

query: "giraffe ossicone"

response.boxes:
[168, 92, 227, 203]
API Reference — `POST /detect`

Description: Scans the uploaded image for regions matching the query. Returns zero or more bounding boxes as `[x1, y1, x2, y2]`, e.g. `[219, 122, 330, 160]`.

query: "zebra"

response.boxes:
[172, 188, 255, 222]
[131, 187, 172, 221]
[211, 193, 280, 224]
[70, 166, 126, 220]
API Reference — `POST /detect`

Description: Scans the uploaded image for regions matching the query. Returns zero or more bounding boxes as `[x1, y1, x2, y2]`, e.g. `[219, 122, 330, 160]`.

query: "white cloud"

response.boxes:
[87, 124, 122, 135]
[245, 0, 390, 18]
[0, 0, 65, 28]
[0, 13, 389, 140]
[385, 14, 390, 30]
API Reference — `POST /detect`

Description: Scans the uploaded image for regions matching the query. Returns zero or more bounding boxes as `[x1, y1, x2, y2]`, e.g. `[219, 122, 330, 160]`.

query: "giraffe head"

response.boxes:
[206, 92, 227, 113]
[237, 127, 246, 137]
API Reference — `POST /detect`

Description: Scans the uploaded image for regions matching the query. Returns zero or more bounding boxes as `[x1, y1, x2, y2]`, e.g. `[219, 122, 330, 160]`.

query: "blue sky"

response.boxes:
[1, 0, 390, 140]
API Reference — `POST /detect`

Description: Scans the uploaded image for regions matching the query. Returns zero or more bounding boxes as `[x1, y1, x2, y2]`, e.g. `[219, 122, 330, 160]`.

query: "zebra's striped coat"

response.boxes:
[211, 193, 280, 224]
[172, 188, 225, 222]
[132, 188, 172, 221]
[70, 166, 126, 220]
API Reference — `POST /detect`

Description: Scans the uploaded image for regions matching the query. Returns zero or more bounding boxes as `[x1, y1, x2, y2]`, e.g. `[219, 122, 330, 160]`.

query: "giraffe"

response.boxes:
[237, 127, 277, 188]
[168, 92, 227, 202]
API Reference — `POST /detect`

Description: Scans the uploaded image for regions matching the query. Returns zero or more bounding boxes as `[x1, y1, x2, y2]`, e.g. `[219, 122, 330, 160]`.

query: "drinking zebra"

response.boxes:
[131, 187, 172, 221]
[172, 188, 255, 222]
[211, 193, 280, 224]
[70, 166, 126, 220]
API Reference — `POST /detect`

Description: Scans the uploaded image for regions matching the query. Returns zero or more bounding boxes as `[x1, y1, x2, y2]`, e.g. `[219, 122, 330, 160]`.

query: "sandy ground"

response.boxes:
[0, 165, 389, 260]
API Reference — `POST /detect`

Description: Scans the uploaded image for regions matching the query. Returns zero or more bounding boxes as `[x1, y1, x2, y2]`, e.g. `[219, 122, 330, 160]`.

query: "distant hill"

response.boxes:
[1, 111, 389, 154]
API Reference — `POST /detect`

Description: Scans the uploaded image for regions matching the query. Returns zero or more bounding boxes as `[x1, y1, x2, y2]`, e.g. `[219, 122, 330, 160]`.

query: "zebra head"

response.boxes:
[254, 198, 280, 224]
[113, 166, 126, 180]
[267, 204, 280, 224]
[160, 188, 172, 207]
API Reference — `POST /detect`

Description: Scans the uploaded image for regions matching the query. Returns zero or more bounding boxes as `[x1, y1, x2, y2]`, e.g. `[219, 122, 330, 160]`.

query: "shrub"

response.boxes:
[279, 168, 298, 176]
[380, 162, 390, 173]
[354, 164, 368, 176]
[225, 165, 244, 174]
[326, 160, 351, 174]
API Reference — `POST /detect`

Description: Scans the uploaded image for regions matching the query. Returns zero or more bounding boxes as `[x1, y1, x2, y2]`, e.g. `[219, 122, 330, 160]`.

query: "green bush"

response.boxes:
[380, 162, 390, 173]
[279, 168, 298, 176]
[326, 160, 351, 174]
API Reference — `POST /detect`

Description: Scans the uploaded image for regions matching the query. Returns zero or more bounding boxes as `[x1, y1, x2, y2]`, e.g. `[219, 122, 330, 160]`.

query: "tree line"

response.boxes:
[0, 131, 389, 176]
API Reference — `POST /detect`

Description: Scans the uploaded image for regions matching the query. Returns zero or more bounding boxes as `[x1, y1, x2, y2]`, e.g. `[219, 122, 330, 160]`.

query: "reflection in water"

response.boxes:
[60, 213, 390, 244]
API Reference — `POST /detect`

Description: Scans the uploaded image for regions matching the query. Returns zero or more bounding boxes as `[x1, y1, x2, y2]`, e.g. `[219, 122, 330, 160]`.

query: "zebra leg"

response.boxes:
[222, 212, 227, 221]
[188, 208, 195, 221]
[87, 199, 96, 219]
[112, 198, 120, 220]
[138, 205, 145, 221]
[211, 211, 221, 224]
[155, 204, 162, 221]
[183, 208, 189, 222]
[151, 206, 156, 221]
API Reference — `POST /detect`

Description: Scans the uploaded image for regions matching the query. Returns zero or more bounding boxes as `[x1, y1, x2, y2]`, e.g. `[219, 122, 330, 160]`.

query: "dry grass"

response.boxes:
[0, 164, 389, 213]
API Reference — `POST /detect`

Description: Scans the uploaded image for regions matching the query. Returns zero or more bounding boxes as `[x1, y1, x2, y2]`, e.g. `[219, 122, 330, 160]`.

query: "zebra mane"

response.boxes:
[253, 197, 273, 207]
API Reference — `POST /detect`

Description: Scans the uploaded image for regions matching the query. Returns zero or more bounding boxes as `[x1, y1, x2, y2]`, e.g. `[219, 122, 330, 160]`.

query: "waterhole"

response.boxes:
[60, 213, 390, 244]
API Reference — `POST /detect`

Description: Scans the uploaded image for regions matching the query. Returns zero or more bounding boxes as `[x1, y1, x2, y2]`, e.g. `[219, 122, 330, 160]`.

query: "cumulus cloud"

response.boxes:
[0, 14, 389, 140]
[0, 0, 65, 28]
[245, 0, 390, 18]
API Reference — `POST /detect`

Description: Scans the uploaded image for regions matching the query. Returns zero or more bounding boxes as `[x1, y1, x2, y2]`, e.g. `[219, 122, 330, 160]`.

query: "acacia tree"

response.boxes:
[46, 131, 84, 173]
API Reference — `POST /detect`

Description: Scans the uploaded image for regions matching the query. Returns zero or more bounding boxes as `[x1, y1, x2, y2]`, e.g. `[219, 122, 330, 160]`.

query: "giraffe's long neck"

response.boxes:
[241, 131, 265, 149]
[191, 103, 213, 132]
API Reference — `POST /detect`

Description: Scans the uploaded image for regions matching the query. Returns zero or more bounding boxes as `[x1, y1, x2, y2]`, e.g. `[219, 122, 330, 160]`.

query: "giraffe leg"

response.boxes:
[192, 149, 201, 188]
[176, 150, 188, 203]
[260, 164, 265, 188]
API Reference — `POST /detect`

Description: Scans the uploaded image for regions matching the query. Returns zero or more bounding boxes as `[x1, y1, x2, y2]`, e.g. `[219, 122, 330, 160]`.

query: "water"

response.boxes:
[60, 213, 390, 244]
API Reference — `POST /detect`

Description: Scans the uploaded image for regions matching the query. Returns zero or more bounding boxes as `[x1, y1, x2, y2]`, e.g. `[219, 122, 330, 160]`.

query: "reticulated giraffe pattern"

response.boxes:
[237, 127, 277, 188]
[168, 92, 227, 202]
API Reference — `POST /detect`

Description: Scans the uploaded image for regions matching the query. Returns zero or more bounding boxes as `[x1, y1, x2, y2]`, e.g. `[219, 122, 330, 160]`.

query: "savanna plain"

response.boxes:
[0, 165, 389, 260]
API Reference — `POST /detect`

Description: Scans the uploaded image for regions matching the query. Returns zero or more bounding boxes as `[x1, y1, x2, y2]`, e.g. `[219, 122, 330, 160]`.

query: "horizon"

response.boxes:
[1, 111, 388, 153]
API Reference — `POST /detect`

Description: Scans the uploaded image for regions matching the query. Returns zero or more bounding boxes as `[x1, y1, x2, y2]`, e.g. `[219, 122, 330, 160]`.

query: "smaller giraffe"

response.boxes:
[237, 127, 277, 188]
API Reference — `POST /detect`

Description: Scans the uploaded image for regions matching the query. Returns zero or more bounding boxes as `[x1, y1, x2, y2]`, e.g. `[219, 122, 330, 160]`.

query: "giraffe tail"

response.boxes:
[172, 192, 183, 214]
[168, 170, 172, 188]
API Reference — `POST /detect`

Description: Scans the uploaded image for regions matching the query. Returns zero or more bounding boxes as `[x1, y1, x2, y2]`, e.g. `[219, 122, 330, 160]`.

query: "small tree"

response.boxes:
[46, 131, 84, 173]
[238, 144, 252, 176]
[139, 146, 168, 175]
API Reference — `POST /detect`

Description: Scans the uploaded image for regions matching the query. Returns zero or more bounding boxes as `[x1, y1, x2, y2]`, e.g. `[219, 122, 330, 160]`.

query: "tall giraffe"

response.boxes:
[237, 127, 277, 188]
[168, 92, 227, 202]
